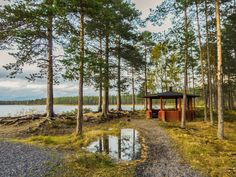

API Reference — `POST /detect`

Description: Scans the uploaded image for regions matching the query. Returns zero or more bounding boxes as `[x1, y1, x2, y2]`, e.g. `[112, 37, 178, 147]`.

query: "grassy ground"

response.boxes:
[10, 118, 142, 177]
[159, 110, 236, 177]
[4, 109, 236, 176]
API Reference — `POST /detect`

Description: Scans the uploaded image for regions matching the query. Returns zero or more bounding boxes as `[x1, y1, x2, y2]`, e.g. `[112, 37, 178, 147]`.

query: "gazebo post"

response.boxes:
[189, 97, 193, 120]
[146, 98, 153, 119]
[160, 97, 163, 111]
[160, 97, 165, 121]
[187, 97, 189, 110]
[175, 99, 178, 110]
[149, 98, 152, 111]
[178, 97, 182, 121]
[178, 97, 182, 110]
[189, 98, 193, 111]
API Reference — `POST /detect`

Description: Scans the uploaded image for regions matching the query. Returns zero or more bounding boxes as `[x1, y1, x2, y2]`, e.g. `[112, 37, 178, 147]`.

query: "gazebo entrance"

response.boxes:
[144, 88, 199, 122]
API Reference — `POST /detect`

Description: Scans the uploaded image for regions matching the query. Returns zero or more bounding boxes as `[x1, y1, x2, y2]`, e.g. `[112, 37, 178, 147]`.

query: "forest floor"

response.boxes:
[0, 110, 235, 177]
[157, 110, 236, 177]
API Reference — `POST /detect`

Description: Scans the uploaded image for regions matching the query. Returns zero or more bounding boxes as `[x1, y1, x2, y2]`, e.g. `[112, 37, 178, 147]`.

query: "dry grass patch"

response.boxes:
[159, 111, 236, 177]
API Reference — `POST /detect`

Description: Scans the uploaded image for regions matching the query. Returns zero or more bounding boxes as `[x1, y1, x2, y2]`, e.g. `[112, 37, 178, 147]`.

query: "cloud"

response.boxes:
[0, 0, 9, 6]
[0, 77, 101, 100]
[0, 50, 100, 100]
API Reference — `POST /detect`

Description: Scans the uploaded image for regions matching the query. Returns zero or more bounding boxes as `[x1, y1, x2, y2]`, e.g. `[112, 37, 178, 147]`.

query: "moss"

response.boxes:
[159, 110, 236, 177]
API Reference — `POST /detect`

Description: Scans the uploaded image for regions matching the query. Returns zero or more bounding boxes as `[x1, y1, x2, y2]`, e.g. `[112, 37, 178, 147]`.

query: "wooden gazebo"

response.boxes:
[144, 88, 199, 122]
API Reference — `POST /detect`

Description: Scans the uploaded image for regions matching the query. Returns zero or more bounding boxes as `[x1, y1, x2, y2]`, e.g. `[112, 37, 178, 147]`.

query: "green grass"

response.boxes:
[56, 152, 135, 177]
[159, 110, 236, 177]
[13, 120, 129, 148]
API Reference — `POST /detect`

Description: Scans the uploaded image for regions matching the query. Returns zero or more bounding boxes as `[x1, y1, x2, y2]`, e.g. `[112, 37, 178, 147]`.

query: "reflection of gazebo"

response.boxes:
[144, 88, 199, 121]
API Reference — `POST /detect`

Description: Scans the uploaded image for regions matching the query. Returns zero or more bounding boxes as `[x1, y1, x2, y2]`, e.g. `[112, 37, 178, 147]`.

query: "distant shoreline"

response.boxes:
[0, 95, 145, 106]
[0, 104, 145, 106]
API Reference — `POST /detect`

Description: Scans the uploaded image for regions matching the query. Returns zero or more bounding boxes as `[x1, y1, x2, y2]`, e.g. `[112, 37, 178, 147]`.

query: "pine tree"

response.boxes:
[215, 0, 224, 139]
[0, 0, 64, 118]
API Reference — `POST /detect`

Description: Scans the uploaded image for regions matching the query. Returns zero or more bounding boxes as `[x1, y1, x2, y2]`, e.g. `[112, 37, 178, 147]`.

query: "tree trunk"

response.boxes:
[76, 8, 84, 137]
[213, 73, 218, 110]
[98, 79, 103, 112]
[231, 92, 235, 109]
[205, 0, 214, 124]
[216, 0, 224, 139]
[117, 37, 122, 111]
[102, 32, 109, 118]
[46, 12, 54, 118]
[181, 3, 189, 129]
[228, 75, 233, 110]
[214, 87, 218, 110]
[144, 45, 148, 110]
[192, 64, 196, 109]
[196, 0, 208, 122]
[98, 34, 103, 112]
[228, 89, 231, 110]
[132, 67, 135, 111]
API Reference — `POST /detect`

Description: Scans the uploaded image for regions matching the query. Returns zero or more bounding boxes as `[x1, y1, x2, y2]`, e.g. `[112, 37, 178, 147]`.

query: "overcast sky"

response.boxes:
[0, 0, 170, 100]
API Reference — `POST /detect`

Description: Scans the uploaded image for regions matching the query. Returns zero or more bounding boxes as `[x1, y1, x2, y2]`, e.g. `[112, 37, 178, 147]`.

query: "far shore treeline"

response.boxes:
[0, 95, 145, 106]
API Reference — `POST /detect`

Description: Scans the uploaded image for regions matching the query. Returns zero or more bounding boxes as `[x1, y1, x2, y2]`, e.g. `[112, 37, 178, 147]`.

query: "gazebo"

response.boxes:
[144, 88, 199, 122]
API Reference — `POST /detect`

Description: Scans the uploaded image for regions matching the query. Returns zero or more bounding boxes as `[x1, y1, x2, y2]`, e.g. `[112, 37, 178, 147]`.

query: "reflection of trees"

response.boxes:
[120, 129, 140, 160]
[87, 129, 141, 161]
[118, 133, 121, 159]
[133, 129, 135, 159]
[99, 137, 102, 152]
[121, 135, 133, 160]
[103, 136, 109, 154]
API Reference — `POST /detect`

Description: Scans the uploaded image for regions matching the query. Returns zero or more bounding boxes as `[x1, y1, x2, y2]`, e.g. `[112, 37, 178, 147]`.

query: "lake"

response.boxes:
[0, 105, 145, 117]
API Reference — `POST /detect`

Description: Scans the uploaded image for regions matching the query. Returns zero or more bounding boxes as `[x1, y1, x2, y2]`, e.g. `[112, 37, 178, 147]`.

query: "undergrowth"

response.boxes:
[159, 110, 236, 177]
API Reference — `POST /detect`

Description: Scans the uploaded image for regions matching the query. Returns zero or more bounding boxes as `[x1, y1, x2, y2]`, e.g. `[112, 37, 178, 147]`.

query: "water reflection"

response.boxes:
[87, 129, 141, 161]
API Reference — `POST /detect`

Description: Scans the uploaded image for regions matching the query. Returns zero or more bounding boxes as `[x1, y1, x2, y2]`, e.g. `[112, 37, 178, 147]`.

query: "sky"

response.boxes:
[0, 0, 170, 100]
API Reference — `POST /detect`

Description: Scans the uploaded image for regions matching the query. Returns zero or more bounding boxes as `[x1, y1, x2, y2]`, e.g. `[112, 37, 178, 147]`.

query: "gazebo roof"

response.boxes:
[144, 91, 199, 99]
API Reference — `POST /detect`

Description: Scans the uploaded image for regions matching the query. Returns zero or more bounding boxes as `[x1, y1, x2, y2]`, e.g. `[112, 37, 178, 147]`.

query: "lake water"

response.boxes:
[86, 128, 141, 161]
[0, 105, 145, 117]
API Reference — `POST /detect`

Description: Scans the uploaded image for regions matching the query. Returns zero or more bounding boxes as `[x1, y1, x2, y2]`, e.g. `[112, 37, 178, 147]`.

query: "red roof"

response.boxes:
[144, 91, 199, 99]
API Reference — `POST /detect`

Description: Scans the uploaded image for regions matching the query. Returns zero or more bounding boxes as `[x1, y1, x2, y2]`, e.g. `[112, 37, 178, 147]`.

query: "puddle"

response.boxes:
[87, 128, 141, 161]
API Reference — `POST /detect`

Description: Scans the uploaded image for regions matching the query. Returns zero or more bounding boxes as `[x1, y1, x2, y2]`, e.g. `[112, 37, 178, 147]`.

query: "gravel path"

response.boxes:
[131, 119, 202, 177]
[0, 141, 61, 177]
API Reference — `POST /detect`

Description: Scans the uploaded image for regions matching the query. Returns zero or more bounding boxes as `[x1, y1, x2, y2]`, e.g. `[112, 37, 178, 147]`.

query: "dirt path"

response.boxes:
[131, 119, 202, 177]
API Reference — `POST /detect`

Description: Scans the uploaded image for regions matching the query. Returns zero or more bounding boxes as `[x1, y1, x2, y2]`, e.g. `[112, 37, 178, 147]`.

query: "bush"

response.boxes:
[61, 107, 92, 116]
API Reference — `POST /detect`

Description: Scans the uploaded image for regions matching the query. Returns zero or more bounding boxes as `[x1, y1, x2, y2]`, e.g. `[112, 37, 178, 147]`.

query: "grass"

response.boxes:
[10, 119, 137, 177]
[159, 110, 236, 177]
[55, 152, 136, 177]
[8, 109, 235, 176]
[13, 119, 129, 148]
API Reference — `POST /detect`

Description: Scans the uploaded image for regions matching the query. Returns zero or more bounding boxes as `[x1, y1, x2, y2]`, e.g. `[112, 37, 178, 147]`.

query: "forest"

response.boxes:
[0, 0, 235, 176]
[1, 0, 235, 137]
[0, 95, 146, 105]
